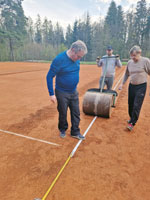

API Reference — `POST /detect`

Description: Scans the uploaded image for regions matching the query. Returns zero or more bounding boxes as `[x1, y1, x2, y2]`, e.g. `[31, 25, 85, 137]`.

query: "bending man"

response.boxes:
[46, 40, 87, 139]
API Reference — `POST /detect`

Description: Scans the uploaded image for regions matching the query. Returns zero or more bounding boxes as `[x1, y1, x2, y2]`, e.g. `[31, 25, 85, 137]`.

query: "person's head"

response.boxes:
[129, 45, 142, 62]
[69, 40, 87, 61]
[106, 46, 113, 56]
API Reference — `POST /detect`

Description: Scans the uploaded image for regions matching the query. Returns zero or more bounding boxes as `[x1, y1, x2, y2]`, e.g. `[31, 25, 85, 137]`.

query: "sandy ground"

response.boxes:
[0, 62, 150, 200]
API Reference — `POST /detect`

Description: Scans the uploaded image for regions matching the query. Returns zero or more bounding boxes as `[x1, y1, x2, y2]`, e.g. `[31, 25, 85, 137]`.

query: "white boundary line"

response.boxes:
[113, 72, 125, 90]
[71, 70, 125, 157]
[0, 129, 60, 146]
[71, 116, 97, 157]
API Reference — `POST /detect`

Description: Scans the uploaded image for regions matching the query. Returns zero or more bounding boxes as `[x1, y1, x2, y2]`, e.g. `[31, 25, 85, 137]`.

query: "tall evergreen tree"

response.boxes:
[116, 6, 125, 40]
[105, 1, 118, 38]
[125, 8, 136, 53]
[53, 22, 64, 48]
[77, 19, 84, 41]
[72, 20, 78, 42]
[34, 14, 42, 44]
[47, 20, 54, 46]
[84, 12, 92, 61]
[0, 0, 27, 60]
[145, 7, 150, 38]
[115, 5, 126, 57]
[42, 17, 49, 45]
[65, 24, 72, 48]
[134, 0, 147, 46]
[143, 6, 150, 53]
[91, 20, 105, 60]
[26, 16, 34, 43]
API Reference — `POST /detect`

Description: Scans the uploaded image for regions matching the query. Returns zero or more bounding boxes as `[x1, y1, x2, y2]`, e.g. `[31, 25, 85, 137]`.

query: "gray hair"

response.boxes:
[70, 40, 88, 54]
[129, 45, 142, 54]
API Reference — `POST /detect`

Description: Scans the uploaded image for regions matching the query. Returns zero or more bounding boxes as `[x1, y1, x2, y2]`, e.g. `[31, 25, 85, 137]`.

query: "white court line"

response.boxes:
[0, 129, 60, 146]
[71, 116, 97, 157]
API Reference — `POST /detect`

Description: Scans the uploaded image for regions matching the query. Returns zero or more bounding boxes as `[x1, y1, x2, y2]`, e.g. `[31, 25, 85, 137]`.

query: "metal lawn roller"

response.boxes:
[82, 56, 118, 118]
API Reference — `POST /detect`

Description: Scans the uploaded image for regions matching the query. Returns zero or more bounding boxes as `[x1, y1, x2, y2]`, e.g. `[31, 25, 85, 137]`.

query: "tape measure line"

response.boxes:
[41, 155, 72, 200]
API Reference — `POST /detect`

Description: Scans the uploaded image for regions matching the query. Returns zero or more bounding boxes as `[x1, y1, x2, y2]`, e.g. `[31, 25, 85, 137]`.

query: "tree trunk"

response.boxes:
[9, 37, 14, 61]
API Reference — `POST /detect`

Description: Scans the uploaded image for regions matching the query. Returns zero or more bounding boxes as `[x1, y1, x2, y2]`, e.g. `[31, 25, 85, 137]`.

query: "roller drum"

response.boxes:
[82, 91, 113, 118]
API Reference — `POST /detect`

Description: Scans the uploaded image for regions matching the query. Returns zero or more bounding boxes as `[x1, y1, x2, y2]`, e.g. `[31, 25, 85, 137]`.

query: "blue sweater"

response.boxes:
[46, 51, 80, 96]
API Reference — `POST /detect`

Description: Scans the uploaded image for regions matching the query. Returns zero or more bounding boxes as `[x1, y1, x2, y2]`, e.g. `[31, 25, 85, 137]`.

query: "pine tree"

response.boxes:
[134, 0, 147, 46]
[47, 20, 54, 46]
[144, 7, 150, 53]
[72, 20, 78, 42]
[91, 20, 105, 60]
[84, 12, 92, 61]
[53, 22, 64, 48]
[116, 6, 125, 40]
[26, 16, 34, 43]
[65, 24, 72, 48]
[145, 7, 150, 38]
[42, 17, 49, 45]
[115, 5, 126, 57]
[105, 1, 118, 38]
[125, 8, 136, 52]
[34, 14, 42, 44]
[0, 0, 27, 60]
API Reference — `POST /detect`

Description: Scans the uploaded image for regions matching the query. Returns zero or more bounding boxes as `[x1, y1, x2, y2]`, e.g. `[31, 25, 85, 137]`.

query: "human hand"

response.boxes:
[50, 95, 57, 103]
[116, 54, 120, 59]
[96, 56, 100, 62]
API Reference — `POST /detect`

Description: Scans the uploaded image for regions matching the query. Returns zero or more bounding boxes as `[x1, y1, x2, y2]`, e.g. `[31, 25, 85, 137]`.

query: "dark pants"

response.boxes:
[55, 89, 80, 135]
[128, 83, 147, 125]
[99, 76, 114, 90]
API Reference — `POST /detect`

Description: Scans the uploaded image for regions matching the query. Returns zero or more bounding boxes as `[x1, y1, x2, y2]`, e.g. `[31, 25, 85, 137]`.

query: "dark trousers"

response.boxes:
[55, 89, 80, 135]
[128, 83, 147, 125]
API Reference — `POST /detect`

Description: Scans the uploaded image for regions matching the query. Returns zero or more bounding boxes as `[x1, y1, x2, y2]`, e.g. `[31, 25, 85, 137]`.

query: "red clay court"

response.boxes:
[0, 62, 150, 200]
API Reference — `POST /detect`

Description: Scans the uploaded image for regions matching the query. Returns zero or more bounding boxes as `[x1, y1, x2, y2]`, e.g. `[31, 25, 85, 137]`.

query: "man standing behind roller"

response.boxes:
[97, 46, 122, 90]
[46, 40, 87, 140]
[119, 45, 150, 131]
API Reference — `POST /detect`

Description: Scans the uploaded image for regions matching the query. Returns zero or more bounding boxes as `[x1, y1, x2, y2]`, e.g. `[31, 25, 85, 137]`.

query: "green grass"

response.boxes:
[24, 60, 128, 65]
[81, 61, 128, 65]
[122, 62, 127, 65]
[24, 60, 51, 63]
[80, 61, 97, 65]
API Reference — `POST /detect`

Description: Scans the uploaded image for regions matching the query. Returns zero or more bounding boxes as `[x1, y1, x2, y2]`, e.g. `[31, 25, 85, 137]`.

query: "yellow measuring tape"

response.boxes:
[41, 154, 72, 200]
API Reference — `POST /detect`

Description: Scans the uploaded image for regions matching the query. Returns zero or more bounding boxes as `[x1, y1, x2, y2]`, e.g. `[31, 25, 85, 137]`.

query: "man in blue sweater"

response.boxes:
[46, 40, 87, 139]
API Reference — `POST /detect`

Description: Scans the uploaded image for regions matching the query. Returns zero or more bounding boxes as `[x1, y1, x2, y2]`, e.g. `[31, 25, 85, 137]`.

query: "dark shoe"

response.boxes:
[71, 133, 85, 140]
[127, 123, 134, 131]
[60, 131, 66, 138]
